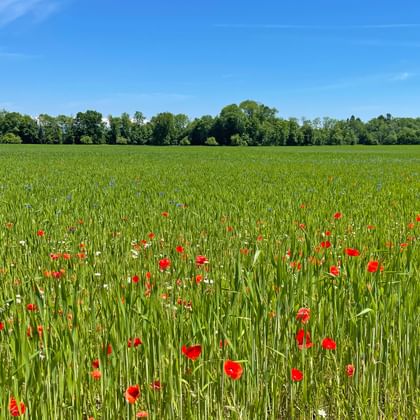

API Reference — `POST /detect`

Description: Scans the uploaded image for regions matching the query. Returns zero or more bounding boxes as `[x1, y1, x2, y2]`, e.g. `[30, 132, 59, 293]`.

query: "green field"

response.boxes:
[0, 145, 419, 419]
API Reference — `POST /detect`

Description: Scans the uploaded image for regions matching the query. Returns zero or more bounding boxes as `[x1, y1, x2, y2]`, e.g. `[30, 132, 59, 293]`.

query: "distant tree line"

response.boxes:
[1, 100, 420, 145]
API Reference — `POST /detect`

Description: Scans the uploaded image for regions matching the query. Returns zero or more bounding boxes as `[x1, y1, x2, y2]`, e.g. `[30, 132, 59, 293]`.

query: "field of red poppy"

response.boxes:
[0, 145, 419, 419]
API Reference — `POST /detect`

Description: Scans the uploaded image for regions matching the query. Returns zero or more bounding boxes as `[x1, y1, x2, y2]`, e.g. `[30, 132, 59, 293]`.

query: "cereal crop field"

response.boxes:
[0, 145, 419, 419]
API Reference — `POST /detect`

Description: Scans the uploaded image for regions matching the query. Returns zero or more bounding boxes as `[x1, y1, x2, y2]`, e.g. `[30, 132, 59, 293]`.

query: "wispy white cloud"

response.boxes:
[299, 71, 415, 92]
[389, 72, 414, 81]
[215, 23, 420, 30]
[353, 39, 420, 48]
[0, 50, 41, 59]
[354, 23, 420, 29]
[0, 0, 60, 27]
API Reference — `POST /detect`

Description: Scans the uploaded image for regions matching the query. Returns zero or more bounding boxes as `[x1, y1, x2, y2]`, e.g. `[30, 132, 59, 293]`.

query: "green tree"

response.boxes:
[74, 111, 106, 144]
[286, 118, 303, 146]
[0, 132, 22, 144]
[132, 112, 152, 145]
[214, 104, 246, 145]
[56, 115, 75, 144]
[151, 112, 176, 145]
[189, 115, 214, 145]
[173, 114, 190, 145]
[38, 114, 62, 144]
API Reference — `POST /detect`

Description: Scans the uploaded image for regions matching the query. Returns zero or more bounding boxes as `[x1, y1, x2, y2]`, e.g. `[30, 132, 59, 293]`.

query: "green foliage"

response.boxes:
[38, 114, 62, 144]
[189, 115, 214, 145]
[0, 132, 22, 143]
[116, 136, 128, 145]
[74, 110, 105, 144]
[80, 134, 93, 144]
[230, 133, 248, 146]
[204, 136, 218, 146]
[179, 136, 190, 145]
[1, 104, 420, 147]
[151, 112, 176, 145]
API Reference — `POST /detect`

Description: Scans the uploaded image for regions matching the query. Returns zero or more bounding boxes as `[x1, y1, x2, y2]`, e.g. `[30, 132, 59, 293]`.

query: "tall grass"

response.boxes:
[0, 145, 418, 419]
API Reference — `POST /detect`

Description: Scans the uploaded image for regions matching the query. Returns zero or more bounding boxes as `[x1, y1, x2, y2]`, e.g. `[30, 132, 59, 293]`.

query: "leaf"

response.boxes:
[266, 346, 286, 358]
[252, 249, 261, 267]
[355, 308, 374, 317]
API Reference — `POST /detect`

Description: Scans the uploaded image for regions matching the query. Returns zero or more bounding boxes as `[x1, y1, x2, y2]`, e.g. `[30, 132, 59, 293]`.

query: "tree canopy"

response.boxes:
[0, 101, 419, 146]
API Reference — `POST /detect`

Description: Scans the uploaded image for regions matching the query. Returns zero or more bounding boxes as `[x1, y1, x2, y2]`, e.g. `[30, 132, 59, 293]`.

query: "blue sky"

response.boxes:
[1, 0, 420, 120]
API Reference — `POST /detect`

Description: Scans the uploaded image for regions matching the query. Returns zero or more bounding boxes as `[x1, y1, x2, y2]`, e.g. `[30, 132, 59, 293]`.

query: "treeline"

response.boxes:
[1, 100, 420, 145]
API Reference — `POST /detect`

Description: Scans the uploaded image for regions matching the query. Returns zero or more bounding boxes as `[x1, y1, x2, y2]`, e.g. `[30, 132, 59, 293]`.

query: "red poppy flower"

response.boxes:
[320, 241, 331, 249]
[125, 385, 140, 404]
[416, 214, 420, 222]
[27, 325, 43, 338]
[132, 274, 140, 283]
[291, 368, 303, 382]
[128, 337, 143, 348]
[224, 360, 243, 380]
[346, 364, 355, 377]
[322, 337, 336, 350]
[161, 212, 169, 217]
[195, 274, 202, 284]
[91, 370, 101, 380]
[290, 261, 302, 271]
[26, 303, 37, 311]
[176, 245, 184, 253]
[367, 225, 375, 231]
[150, 380, 162, 390]
[159, 258, 171, 271]
[345, 248, 360, 257]
[148, 232, 155, 239]
[37, 229, 45, 237]
[63, 253, 71, 260]
[146, 271, 151, 280]
[136, 412, 149, 418]
[195, 255, 209, 266]
[296, 329, 314, 349]
[333, 212, 342, 219]
[182, 344, 202, 360]
[329, 265, 340, 276]
[0, 322, 4, 331]
[367, 261, 383, 273]
[106, 344, 112, 355]
[92, 359, 100, 368]
[9, 397, 26, 417]
[296, 307, 310, 324]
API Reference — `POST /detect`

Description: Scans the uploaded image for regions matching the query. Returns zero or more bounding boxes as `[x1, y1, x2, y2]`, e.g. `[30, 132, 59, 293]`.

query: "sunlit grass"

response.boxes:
[0, 145, 418, 419]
